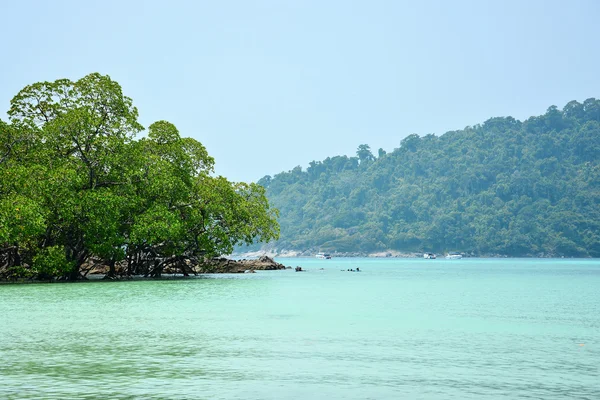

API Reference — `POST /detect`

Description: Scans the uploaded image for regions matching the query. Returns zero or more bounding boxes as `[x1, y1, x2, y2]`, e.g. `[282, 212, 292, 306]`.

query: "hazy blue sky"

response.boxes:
[1, 0, 599, 182]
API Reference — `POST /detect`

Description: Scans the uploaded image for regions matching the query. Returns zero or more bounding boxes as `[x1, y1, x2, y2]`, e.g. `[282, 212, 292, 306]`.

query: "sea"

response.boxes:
[1, 258, 599, 399]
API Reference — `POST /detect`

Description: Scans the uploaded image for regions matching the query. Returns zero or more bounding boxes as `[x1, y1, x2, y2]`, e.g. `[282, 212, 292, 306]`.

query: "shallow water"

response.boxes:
[1, 258, 599, 399]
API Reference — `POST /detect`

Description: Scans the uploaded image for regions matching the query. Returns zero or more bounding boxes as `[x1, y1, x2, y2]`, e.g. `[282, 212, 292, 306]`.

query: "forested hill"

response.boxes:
[258, 99, 600, 257]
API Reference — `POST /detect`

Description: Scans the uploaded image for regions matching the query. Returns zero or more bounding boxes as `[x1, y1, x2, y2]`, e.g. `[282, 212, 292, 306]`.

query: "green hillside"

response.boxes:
[258, 99, 600, 257]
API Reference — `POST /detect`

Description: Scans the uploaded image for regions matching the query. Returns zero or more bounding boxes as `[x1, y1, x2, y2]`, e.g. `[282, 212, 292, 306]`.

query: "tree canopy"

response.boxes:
[257, 100, 600, 257]
[0, 73, 279, 280]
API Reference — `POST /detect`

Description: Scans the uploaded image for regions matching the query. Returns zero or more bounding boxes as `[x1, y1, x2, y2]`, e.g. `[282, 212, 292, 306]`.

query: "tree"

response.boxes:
[0, 73, 279, 280]
[356, 144, 375, 163]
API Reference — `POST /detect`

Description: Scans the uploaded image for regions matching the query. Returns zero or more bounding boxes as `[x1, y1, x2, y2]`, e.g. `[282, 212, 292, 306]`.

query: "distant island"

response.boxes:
[254, 99, 600, 258]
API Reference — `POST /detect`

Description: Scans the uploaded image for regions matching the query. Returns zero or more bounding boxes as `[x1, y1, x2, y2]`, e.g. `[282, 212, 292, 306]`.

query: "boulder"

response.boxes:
[195, 255, 287, 273]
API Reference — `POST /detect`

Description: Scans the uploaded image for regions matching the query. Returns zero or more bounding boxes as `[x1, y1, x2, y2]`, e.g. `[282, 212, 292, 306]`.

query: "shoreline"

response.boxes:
[0, 256, 290, 284]
[2, 254, 593, 284]
[231, 250, 585, 259]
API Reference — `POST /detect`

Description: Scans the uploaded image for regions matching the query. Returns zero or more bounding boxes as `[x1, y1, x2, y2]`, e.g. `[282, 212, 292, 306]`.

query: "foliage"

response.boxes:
[32, 246, 74, 279]
[0, 74, 279, 280]
[259, 100, 600, 257]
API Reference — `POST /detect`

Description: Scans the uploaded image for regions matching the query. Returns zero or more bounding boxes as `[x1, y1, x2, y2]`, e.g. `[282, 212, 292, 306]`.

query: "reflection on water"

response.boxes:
[1, 259, 599, 399]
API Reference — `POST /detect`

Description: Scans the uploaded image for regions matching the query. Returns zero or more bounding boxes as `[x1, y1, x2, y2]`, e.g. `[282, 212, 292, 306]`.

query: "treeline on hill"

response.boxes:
[0, 73, 279, 280]
[258, 99, 600, 257]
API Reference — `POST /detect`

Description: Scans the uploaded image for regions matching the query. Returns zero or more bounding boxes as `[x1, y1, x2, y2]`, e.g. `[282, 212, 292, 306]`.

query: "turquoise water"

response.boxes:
[1, 258, 599, 399]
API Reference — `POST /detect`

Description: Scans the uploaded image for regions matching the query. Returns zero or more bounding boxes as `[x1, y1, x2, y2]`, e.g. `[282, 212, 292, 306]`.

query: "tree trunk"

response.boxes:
[104, 259, 116, 279]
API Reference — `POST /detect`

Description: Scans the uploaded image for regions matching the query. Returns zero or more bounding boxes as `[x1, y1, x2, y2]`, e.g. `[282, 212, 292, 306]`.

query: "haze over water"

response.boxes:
[1, 258, 599, 399]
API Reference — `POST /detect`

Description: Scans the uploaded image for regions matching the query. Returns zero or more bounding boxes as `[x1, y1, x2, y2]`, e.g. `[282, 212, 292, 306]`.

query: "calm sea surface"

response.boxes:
[1, 258, 599, 399]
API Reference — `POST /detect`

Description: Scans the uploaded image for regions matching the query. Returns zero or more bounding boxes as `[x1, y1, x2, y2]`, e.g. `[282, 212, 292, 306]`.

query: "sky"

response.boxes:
[1, 0, 599, 183]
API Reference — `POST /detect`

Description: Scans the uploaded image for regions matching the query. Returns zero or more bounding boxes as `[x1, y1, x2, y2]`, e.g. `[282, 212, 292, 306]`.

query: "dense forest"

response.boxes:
[0, 73, 279, 280]
[257, 99, 600, 257]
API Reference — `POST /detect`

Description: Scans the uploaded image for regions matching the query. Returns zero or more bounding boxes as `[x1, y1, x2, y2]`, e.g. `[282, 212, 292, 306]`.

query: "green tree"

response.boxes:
[0, 73, 279, 280]
[356, 144, 375, 163]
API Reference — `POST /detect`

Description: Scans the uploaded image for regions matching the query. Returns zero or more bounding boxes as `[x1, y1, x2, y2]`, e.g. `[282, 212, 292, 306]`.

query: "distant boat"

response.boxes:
[316, 253, 332, 259]
[445, 252, 463, 260]
[423, 253, 436, 259]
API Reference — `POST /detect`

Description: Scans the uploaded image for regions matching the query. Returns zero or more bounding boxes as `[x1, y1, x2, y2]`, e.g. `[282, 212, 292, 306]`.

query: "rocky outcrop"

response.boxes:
[196, 255, 286, 273]
[82, 255, 287, 277]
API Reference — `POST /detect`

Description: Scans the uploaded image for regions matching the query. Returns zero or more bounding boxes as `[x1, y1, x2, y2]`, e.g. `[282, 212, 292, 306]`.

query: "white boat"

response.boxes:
[423, 253, 436, 259]
[445, 252, 463, 259]
[316, 253, 332, 259]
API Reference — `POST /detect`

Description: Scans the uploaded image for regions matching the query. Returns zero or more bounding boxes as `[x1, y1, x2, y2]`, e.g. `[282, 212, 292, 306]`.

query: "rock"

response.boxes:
[195, 255, 287, 273]
[83, 255, 289, 276]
